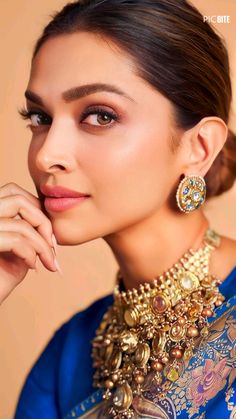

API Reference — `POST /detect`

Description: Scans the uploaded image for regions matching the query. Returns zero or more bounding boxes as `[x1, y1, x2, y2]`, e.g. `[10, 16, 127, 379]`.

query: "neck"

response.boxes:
[103, 206, 209, 290]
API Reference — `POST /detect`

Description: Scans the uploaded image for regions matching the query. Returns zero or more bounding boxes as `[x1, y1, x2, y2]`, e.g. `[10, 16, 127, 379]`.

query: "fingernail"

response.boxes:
[33, 257, 39, 273]
[53, 256, 63, 276]
[51, 233, 58, 255]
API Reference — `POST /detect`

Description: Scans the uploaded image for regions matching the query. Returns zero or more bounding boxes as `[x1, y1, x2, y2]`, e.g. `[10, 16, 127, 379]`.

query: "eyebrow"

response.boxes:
[24, 83, 135, 105]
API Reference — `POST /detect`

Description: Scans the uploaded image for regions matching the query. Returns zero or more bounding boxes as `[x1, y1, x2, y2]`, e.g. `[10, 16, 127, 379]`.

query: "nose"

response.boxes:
[33, 118, 77, 173]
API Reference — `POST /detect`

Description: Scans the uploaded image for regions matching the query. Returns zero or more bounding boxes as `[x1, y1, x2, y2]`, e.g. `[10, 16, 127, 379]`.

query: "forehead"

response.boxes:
[27, 31, 175, 127]
[28, 32, 138, 92]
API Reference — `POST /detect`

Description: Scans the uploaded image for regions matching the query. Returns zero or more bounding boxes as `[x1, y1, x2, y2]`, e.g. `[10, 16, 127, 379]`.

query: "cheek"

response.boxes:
[86, 128, 175, 214]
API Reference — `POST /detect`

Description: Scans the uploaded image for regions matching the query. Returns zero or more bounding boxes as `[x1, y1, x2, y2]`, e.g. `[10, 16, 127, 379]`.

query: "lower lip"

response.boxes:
[44, 196, 89, 212]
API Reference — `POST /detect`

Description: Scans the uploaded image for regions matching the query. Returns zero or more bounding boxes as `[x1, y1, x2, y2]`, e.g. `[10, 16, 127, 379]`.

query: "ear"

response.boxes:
[182, 116, 228, 177]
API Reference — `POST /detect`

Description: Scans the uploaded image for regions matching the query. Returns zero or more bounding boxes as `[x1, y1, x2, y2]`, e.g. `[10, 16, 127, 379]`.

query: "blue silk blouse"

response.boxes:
[14, 266, 236, 418]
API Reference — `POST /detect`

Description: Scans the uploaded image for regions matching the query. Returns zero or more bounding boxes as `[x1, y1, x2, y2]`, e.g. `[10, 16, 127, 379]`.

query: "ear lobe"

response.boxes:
[186, 117, 228, 177]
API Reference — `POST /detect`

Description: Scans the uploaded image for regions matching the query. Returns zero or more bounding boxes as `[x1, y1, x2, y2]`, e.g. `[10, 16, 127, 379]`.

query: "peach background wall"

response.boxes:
[0, 1, 235, 418]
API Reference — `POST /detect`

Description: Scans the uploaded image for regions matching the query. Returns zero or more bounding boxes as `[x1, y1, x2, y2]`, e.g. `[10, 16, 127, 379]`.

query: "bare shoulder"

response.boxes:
[211, 234, 236, 280]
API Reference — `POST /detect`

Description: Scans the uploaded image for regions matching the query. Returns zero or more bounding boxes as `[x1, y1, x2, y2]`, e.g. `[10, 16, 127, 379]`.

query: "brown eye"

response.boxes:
[96, 113, 113, 125]
[81, 107, 119, 127]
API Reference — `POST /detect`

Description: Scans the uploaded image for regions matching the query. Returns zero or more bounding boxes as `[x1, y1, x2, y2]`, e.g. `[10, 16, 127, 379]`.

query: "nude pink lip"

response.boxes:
[44, 196, 89, 212]
[40, 184, 90, 198]
[40, 184, 90, 212]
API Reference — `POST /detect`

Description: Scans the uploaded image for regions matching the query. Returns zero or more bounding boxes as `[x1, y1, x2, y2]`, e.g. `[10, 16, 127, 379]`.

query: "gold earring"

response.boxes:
[176, 174, 206, 213]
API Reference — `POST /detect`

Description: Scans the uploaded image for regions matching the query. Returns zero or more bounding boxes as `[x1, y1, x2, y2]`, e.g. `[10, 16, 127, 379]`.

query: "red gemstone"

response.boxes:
[152, 295, 167, 313]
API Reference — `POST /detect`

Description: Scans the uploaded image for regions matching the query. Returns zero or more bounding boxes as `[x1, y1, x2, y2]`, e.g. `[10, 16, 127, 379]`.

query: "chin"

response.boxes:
[50, 218, 102, 246]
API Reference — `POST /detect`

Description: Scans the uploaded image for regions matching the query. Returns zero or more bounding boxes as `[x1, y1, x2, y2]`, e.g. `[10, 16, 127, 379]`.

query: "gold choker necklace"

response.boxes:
[92, 228, 225, 418]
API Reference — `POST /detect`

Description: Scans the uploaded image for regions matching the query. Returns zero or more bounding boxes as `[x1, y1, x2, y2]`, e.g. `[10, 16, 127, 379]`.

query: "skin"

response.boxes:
[24, 31, 236, 290]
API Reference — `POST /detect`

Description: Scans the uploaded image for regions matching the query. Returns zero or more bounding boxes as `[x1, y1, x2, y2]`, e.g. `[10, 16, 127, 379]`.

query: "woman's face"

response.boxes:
[26, 32, 183, 245]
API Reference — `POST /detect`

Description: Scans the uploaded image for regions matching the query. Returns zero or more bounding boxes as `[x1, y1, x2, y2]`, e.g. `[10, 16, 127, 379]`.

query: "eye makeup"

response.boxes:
[18, 104, 122, 128]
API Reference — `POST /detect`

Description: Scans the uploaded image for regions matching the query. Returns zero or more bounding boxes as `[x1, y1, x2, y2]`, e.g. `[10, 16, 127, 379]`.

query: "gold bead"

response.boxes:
[215, 300, 223, 307]
[202, 308, 213, 317]
[151, 361, 164, 372]
[111, 373, 119, 382]
[187, 326, 199, 337]
[170, 347, 183, 359]
[134, 374, 145, 384]
[161, 354, 169, 364]
[105, 379, 114, 389]
[177, 317, 186, 325]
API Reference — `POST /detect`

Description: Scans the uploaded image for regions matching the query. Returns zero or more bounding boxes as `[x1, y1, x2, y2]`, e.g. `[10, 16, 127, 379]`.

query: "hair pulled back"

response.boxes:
[32, 0, 236, 198]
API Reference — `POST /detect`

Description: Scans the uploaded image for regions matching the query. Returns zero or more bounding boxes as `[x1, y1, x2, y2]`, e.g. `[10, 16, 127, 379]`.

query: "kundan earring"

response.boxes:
[176, 174, 206, 213]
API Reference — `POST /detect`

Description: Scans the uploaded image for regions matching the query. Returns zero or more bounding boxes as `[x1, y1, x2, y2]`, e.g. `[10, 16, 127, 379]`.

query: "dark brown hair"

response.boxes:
[32, 0, 236, 198]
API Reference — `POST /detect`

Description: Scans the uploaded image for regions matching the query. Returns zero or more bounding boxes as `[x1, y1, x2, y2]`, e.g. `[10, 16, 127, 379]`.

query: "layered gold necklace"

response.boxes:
[92, 227, 225, 418]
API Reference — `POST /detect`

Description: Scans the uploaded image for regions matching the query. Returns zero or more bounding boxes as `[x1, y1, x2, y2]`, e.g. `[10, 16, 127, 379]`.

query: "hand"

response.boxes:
[0, 182, 58, 305]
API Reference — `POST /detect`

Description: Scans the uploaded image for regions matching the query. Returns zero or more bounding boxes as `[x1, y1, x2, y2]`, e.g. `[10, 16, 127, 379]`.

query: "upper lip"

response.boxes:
[40, 184, 90, 198]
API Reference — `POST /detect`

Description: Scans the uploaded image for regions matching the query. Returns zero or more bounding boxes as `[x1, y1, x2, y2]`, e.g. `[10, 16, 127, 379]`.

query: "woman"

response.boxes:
[0, 0, 235, 417]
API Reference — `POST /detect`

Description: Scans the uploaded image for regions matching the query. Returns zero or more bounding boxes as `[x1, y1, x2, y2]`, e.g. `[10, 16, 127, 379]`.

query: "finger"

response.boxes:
[0, 218, 56, 271]
[0, 231, 39, 270]
[0, 194, 54, 248]
[0, 182, 41, 210]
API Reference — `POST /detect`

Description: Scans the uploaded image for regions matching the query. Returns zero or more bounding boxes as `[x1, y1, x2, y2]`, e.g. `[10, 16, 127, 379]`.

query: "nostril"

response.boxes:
[48, 164, 67, 171]
[55, 165, 66, 170]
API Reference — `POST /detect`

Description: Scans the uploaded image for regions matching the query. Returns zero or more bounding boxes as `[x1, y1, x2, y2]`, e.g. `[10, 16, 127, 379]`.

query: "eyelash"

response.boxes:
[18, 105, 120, 129]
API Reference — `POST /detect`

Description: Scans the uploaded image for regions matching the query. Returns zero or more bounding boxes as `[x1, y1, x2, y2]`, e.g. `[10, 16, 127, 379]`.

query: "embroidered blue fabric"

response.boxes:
[14, 266, 236, 419]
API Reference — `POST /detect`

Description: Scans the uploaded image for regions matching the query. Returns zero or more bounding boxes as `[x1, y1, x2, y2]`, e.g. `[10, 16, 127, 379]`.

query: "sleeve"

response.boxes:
[13, 321, 68, 419]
